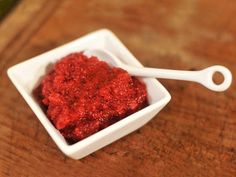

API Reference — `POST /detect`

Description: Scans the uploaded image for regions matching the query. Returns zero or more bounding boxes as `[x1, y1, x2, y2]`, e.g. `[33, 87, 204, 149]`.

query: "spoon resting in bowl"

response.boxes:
[84, 48, 232, 92]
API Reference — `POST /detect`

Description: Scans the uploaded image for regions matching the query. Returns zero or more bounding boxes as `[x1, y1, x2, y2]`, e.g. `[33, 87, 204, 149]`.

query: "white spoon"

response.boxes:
[84, 49, 232, 92]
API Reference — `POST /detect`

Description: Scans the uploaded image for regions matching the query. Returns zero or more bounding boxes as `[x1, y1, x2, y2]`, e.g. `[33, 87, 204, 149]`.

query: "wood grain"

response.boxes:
[0, 0, 236, 177]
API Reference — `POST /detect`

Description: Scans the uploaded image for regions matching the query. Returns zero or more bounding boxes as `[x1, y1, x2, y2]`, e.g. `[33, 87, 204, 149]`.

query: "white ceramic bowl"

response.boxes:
[7, 29, 171, 159]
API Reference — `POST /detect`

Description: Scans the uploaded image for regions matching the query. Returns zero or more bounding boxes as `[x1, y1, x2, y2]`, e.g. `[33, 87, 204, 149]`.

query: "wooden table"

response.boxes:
[0, 0, 235, 176]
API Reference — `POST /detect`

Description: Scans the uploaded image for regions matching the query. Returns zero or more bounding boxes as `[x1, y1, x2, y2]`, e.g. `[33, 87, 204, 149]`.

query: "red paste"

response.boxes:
[39, 53, 148, 143]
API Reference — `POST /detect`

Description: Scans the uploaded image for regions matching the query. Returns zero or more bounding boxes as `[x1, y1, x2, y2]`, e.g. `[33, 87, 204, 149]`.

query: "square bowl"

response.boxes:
[7, 29, 171, 159]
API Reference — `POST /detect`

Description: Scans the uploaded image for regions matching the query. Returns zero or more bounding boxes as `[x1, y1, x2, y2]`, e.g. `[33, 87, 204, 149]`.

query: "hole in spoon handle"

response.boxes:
[200, 65, 232, 92]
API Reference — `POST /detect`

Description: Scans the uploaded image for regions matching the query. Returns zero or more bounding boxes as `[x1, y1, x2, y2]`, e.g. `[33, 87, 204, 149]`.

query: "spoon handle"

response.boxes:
[123, 65, 232, 92]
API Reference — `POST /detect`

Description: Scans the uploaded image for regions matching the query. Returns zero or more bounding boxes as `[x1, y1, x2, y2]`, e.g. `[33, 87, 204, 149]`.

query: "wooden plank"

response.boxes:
[0, 0, 60, 72]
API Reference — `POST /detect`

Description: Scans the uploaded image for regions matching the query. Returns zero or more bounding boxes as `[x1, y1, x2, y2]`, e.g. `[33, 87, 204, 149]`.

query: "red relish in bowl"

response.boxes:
[38, 53, 148, 144]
